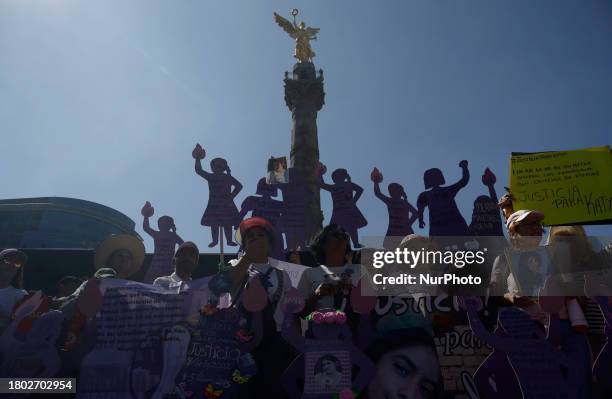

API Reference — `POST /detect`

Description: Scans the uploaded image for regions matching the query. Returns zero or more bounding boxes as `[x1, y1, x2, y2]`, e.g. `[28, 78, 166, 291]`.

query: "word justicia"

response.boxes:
[371, 248, 487, 269]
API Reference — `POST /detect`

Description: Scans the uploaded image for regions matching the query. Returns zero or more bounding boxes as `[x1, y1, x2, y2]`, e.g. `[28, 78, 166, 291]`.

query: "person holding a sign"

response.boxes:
[298, 225, 362, 318]
[230, 217, 295, 398]
[490, 209, 546, 322]
[58, 235, 145, 355]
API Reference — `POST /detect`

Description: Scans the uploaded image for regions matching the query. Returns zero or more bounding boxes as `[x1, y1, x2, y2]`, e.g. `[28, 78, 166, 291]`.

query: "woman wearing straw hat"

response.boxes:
[58, 234, 145, 319]
[93, 234, 145, 280]
[54, 234, 146, 376]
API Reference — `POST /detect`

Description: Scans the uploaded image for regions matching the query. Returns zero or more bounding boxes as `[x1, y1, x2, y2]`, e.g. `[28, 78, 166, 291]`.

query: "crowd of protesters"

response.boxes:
[1, 158, 611, 399]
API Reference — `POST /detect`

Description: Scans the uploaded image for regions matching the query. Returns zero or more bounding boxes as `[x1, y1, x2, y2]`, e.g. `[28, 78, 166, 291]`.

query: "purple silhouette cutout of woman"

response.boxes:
[371, 167, 418, 248]
[468, 168, 504, 237]
[238, 178, 285, 259]
[461, 296, 571, 399]
[317, 164, 367, 248]
[471, 321, 522, 399]
[192, 144, 243, 248]
[417, 160, 470, 236]
[141, 201, 184, 283]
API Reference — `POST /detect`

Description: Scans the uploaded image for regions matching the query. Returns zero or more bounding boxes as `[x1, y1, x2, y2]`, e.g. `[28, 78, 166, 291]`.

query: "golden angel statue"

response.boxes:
[273, 10, 320, 63]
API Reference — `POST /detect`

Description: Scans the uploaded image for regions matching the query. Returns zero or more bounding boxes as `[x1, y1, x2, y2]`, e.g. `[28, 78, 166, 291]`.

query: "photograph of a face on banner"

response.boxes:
[266, 156, 289, 184]
[304, 351, 351, 395]
[506, 246, 551, 297]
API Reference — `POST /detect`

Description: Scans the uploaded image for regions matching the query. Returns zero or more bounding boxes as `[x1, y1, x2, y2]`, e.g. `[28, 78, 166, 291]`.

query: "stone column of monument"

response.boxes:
[284, 62, 325, 233]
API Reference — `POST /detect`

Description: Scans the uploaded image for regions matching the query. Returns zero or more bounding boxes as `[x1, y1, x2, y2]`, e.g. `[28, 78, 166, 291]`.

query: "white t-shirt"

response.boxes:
[0, 286, 27, 319]
[297, 264, 363, 310]
[230, 258, 292, 331]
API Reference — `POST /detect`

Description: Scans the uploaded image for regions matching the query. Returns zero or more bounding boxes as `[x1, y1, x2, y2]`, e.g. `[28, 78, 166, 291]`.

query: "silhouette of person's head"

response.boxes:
[310, 224, 351, 266]
[331, 168, 349, 183]
[211, 158, 229, 174]
[256, 177, 278, 197]
[157, 216, 175, 232]
[388, 183, 405, 199]
[424, 168, 445, 189]
[0, 249, 26, 289]
[473, 195, 493, 208]
[471, 196, 497, 219]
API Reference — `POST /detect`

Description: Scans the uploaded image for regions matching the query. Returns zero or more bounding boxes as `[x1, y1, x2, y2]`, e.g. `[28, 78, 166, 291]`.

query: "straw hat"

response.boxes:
[94, 234, 145, 277]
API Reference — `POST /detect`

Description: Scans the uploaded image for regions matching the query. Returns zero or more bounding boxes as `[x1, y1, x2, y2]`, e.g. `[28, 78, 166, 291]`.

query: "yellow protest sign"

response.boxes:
[510, 146, 612, 225]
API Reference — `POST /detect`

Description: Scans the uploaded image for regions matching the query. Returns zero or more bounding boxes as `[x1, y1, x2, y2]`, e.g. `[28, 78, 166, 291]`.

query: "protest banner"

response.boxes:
[77, 279, 189, 399]
[510, 146, 612, 225]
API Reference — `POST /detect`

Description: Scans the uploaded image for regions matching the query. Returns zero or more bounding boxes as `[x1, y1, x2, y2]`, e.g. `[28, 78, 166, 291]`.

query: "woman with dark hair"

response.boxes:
[0, 249, 27, 332]
[313, 354, 343, 389]
[298, 224, 362, 316]
[364, 327, 442, 399]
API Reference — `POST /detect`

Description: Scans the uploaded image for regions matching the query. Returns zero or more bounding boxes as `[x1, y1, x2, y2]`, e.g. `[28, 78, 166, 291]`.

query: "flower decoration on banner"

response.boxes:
[200, 303, 218, 317]
[234, 328, 253, 343]
[177, 382, 194, 398]
[203, 384, 223, 399]
[307, 310, 347, 325]
[231, 369, 251, 385]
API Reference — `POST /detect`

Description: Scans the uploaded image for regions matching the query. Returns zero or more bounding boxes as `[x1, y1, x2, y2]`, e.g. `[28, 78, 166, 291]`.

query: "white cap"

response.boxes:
[506, 209, 545, 230]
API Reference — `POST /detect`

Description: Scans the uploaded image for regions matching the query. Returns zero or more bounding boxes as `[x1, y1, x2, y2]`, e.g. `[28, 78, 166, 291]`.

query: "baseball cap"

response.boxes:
[235, 217, 274, 245]
[506, 209, 545, 230]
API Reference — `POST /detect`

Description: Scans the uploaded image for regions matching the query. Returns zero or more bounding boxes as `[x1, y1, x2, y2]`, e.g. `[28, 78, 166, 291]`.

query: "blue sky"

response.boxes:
[1, 0, 611, 252]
